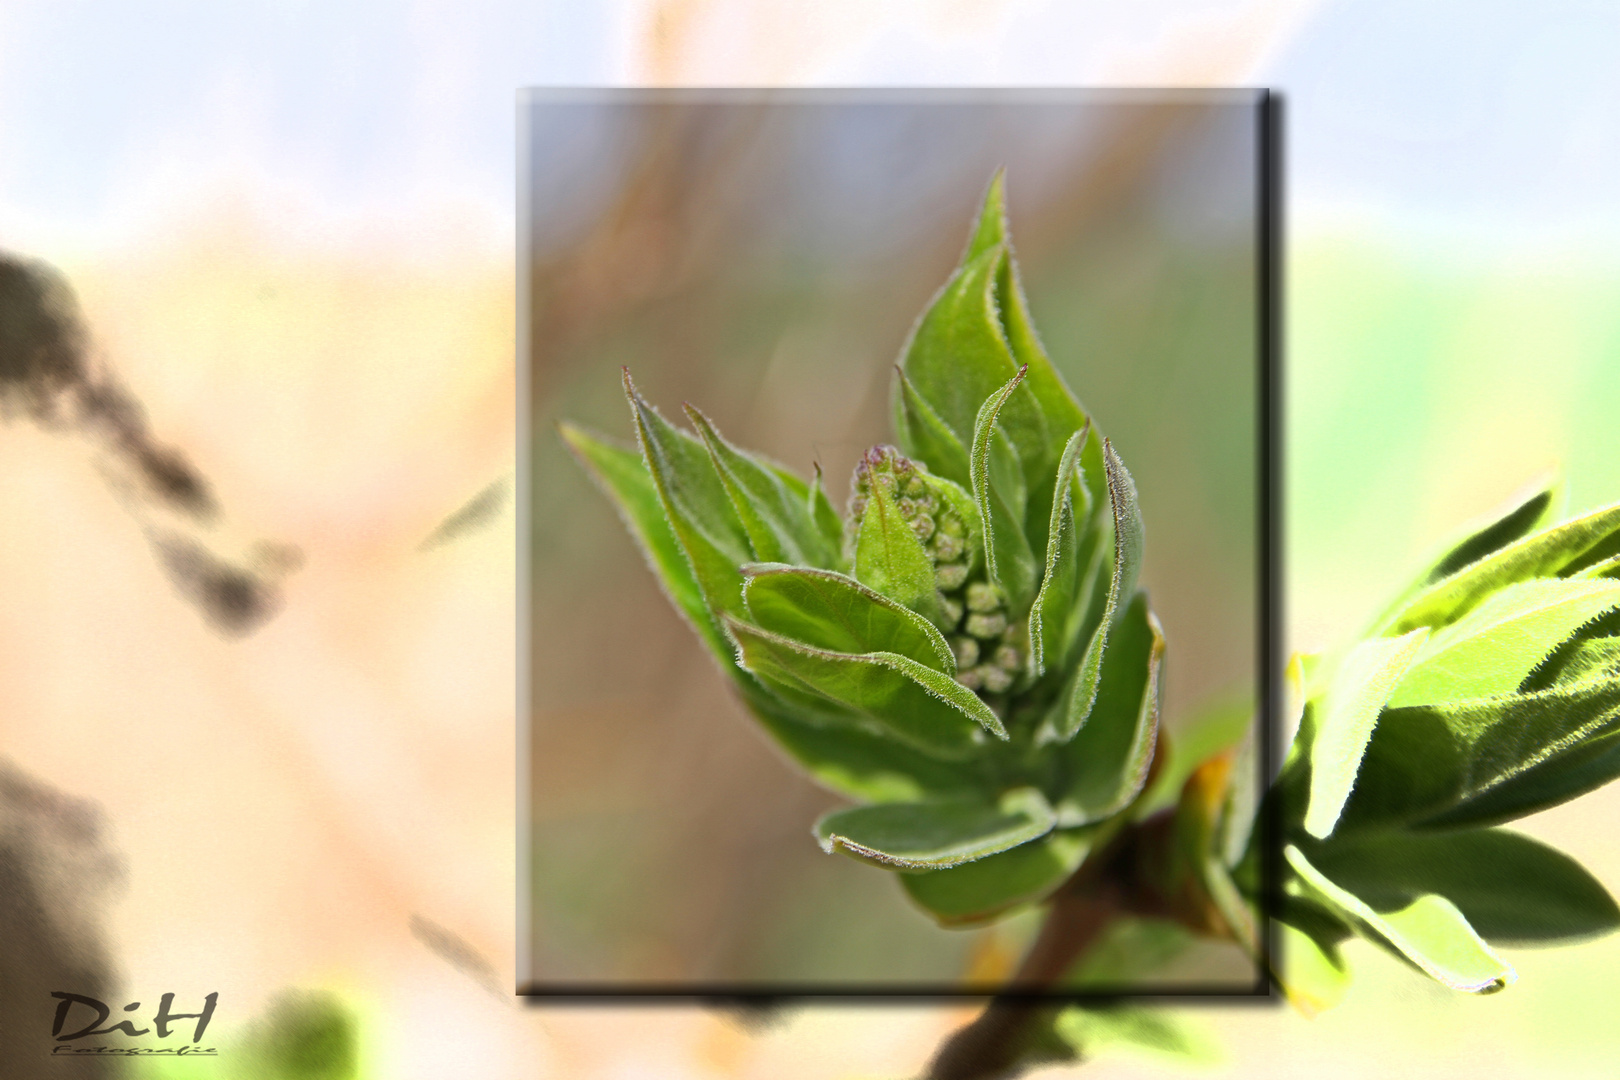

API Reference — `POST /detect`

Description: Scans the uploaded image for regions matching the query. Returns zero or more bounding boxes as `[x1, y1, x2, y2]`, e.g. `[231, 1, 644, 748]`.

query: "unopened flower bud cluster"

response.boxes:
[847, 446, 1024, 698]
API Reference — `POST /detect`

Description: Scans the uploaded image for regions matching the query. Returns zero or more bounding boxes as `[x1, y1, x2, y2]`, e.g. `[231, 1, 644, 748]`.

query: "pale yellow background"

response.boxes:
[5, 1, 1620, 1077]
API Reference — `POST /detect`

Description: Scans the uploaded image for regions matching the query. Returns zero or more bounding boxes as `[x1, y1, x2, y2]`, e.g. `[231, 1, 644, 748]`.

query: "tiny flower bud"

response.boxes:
[965, 612, 1007, 639]
[979, 664, 1014, 694]
[955, 668, 984, 691]
[912, 513, 936, 541]
[936, 563, 969, 591]
[940, 595, 964, 628]
[966, 582, 1002, 613]
[932, 532, 964, 562]
[993, 644, 1021, 671]
[953, 636, 981, 668]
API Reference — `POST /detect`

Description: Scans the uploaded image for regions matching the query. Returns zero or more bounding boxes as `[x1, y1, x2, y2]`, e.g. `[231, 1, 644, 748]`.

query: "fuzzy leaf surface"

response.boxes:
[964, 171, 1087, 473]
[1027, 425, 1093, 679]
[806, 464, 846, 568]
[1054, 591, 1162, 825]
[1385, 499, 1620, 633]
[725, 616, 1007, 756]
[893, 367, 972, 488]
[970, 368, 1039, 614]
[1286, 845, 1514, 994]
[1338, 678, 1620, 831]
[814, 787, 1055, 870]
[1051, 441, 1145, 741]
[1308, 827, 1620, 945]
[741, 564, 955, 673]
[686, 404, 836, 568]
[900, 828, 1094, 927]
[624, 374, 752, 622]
[898, 243, 1023, 449]
[1389, 579, 1620, 707]
[1304, 628, 1430, 839]
[558, 422, 733, 667]
[737, 680, 982, 804]
[853, 472, 943, 624]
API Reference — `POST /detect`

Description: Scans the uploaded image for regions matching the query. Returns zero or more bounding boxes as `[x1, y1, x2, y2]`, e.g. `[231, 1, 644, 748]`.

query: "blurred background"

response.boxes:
[3, 0, 1620, 1076]
[526, 92, 1262, 987]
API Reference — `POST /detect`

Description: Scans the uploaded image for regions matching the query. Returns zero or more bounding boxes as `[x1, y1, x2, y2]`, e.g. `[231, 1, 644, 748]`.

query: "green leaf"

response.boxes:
[1421, 474, 1562, 586]
[1062, 915, 1200, 988]
[813, 787, 1055, 870]
[1383, 498, 1620, 634]
[1027, 424, 1093, 679]
[900, 827, 1094, 927]
[1286, 845, 1514, 994]
[1202, 853, 1259, 958]
[741, 564, 955, 673]
[852, 470, 943, 625]
[724, 616, 1007, 757]
[1136, 693, 1253, 821]
[1520, 609, 1620, 692]
[893, 366, 972, 488]
[1339, 678, 1620, 832]
[898, 243, 1023, 450]
[1052, 1005, 1221, 1067]
[1303, 627, 1430, 839]
[1054, 591, 1163, 825]
[1218, 722, 1260, 869]
[965, 170, 1089, 472]
[558, 422, 734, 668]
[1275, 920, 1351, 1017]
[1389, 579, 1620, 707]
[806, 463, 846, 569]
[1050, 440, 1145, 741]
[970, 368, 1039, 614]
[623, 372, 752, 622]
[685, 404, 837, 569]
[1309, 827, 1620, 945]
[736, 680, 981, 804]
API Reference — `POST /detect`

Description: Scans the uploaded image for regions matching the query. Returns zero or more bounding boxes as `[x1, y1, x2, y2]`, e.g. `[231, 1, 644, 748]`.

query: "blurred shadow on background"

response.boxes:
[0, 254, 298, 637]
[0, 762, 121, 1079]
[527, 92, 1260, 986]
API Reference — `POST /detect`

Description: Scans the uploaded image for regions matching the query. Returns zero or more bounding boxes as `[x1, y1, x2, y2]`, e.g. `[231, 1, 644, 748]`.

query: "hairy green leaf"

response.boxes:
[1390, 579, 1620, 707]
[970, 368, 1039, 614]
[806, 463, 846, 569]
[1286, 845, 1514, 994]
[814, 787, 1056, 870]
[685, 404, 837, 569]
[900, 827, 1094, 927]
[893, 366, 972, 488]
[558, 422, 733, 667]
[1027, 424, 1093, 679]
[1384, 498, 1620, 634]
[1423, 475, 1561, 585]
[724, 616, 1007, 756]
[741, 564, 955, 673]
[1309, 827, 1620, 945]
[852, 470, 943, 625]
[624, 373, 752, 621]
[1339, 678, 1620, 832]
[965, 170, 1088, 476]
[1304, 628, 1430, 839]
[737, 680, 981, 804]
[1519, 610, 1620, 692]
[1051, 441, 1145, 741]
[897, 243, 1023, 450]
[1055, 591, 1162, 825]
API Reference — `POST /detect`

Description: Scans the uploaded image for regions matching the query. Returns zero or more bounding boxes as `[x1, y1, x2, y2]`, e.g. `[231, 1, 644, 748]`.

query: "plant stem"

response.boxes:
[924, 876, 1122, 1080]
